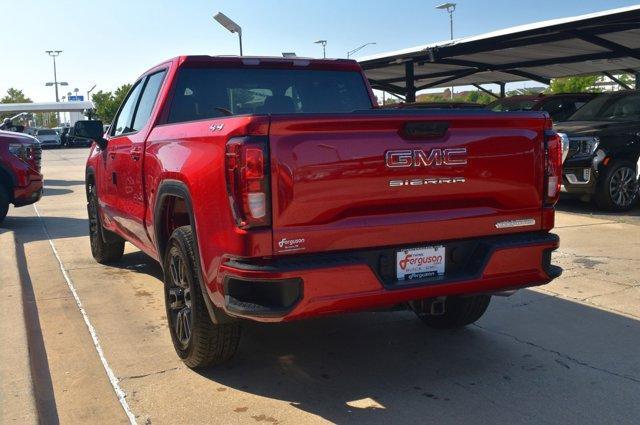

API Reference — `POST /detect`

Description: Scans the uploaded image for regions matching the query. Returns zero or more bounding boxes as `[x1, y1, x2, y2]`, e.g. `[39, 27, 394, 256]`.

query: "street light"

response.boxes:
[314, 40, 327, 58]
[436, 3, 457, 99]
[213, 12, 243, 55]
[436, 3, 456, 40]
[45, 50, 64, 102]
[87, 84, 97, 102]
[346, 42, 376, 59]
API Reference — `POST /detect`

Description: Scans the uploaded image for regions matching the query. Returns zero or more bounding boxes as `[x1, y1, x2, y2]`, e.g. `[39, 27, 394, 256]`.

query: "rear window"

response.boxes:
[37, 129, 57, 135]
[166, 67, 373, 124]
[488, 99, 537, 112]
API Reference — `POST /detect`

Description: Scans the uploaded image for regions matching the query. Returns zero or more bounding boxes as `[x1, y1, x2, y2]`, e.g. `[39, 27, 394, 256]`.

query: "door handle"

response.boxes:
[109, 152, 116, 159]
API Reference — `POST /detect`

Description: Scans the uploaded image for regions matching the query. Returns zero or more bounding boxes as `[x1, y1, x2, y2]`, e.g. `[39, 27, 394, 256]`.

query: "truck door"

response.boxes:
[100, 81, 143, 234]
[106, 70, 167, 248]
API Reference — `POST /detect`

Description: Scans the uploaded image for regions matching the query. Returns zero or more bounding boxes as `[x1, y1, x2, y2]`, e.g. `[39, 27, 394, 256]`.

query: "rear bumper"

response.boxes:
[215, 232, 561, 322]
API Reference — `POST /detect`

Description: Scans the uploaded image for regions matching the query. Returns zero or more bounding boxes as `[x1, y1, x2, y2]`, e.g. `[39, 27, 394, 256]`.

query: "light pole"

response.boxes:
[314, 40, 327, 58]
[346, 42, 376, 59]
[213, 12, 243, 55]
[436, 3, 456, 39]
[436, 3, 457, 99]
[45, 50, 65, 102]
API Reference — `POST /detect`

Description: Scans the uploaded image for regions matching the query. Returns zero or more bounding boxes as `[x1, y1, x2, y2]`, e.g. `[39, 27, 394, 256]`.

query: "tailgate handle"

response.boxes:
[401, 121, 449, 140]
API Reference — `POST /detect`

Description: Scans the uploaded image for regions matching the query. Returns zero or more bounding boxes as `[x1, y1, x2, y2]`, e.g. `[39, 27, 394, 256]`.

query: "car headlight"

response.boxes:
[8, 143, 36, 162]
[568, 136, 599, 158]
[592, 149, 607, 168]
[558, 133, 570, 163]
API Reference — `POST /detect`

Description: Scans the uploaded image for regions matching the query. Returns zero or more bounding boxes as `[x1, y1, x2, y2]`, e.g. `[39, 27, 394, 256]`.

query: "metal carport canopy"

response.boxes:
[0, 101, 94, 113]
[358, 5, 640, 101]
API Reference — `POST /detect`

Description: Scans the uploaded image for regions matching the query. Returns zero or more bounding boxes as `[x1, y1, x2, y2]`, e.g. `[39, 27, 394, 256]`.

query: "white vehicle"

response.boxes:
[32, 128, 60, 148]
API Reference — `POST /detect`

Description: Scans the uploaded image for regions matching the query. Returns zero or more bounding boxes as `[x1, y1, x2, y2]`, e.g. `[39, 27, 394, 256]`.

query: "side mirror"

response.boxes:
[74, 120, 107, 149]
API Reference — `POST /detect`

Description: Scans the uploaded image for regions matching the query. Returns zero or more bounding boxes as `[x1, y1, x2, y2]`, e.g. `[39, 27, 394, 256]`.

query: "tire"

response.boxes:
[594, 160, 639, 212]
[410, 295, 491, 329]
[87, 184, 125, 263]
[0, 186, 9, 225]
[163, 226, 240, 368]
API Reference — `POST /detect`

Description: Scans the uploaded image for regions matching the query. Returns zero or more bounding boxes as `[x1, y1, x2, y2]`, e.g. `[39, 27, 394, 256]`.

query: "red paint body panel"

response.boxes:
[86, 56, 561, 323]
[0, 130, 43, 207]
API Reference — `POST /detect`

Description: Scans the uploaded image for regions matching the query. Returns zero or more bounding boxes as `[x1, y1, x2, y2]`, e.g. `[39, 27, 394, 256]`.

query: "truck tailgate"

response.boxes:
[269, 111, 547, 255]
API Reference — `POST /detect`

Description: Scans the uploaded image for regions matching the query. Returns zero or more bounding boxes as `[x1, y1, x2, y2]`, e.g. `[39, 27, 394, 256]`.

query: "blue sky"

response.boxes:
[2, 0, 638, 102]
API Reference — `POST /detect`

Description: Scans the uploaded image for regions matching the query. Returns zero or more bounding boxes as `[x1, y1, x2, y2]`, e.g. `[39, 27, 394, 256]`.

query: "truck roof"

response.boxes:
[144, 55, 364, 75]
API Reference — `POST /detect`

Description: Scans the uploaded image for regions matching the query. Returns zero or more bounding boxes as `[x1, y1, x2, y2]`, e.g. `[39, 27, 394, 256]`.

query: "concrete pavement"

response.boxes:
[1, 148, 639, 424]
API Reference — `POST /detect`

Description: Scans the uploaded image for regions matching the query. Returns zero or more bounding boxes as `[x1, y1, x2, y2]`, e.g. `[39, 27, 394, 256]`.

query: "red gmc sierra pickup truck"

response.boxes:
[77, 56, 562, 368]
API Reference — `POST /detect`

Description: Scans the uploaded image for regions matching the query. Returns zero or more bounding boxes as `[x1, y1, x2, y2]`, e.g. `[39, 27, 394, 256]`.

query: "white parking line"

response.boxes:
[33, 205, 137, 425]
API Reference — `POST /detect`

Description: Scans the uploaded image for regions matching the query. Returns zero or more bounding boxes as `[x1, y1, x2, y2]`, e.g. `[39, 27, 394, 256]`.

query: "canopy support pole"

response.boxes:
[405, 61, 416, 103]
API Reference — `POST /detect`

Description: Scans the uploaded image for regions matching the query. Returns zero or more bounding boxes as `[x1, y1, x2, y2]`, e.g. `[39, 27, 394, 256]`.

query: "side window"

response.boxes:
[112, 82, 143, 136]
[132, 71, 166, 131]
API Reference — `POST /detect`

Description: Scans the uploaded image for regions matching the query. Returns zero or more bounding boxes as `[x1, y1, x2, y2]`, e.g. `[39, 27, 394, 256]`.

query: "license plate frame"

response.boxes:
[396, 245, 446, 281]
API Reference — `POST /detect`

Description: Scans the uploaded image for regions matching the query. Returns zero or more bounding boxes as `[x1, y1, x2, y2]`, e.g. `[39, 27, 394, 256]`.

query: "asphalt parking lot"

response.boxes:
[1, 148, 639, 425]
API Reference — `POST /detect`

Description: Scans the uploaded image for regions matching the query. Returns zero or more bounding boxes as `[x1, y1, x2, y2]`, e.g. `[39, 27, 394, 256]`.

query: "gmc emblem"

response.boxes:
[385, 148, 468, 168]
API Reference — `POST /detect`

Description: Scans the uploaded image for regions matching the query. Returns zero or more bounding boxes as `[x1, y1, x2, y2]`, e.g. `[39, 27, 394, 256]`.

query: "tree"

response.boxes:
[91, 84, 132, 124]
[1, 88, 32, 104]
[463, 90, 495, 105]
[549, 76, 600, 94]
[1, 88, 33, 120]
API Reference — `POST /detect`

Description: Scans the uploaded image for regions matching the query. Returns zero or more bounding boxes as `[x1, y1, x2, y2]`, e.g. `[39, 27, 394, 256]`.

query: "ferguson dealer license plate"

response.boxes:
[396, 246, 445, 281]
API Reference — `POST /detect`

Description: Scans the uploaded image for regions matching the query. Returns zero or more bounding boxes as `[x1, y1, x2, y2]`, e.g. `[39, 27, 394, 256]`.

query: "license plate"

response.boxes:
[396, 245, 445, 281]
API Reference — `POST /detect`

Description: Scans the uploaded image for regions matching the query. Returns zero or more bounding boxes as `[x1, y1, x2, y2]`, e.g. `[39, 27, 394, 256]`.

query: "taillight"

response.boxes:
[225, 136, 271, 229]
[544, 130, 563, 206]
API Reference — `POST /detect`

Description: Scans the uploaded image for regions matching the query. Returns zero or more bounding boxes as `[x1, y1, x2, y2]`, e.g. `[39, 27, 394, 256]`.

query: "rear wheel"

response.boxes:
[87, 184, 124, 263]
[0, 186, 9, 225]
[595, 161, 639, 212]
[164, 226, 240, 368]
[410, 295, 491, 329]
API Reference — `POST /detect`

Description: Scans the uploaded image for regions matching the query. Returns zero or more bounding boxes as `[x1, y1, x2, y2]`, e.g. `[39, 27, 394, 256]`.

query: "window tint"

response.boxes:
[166, 67, 372, 124]
[569, 94, 640, 122]
[488, 99, 536, 112]
[132, 71, 166, 131]
[541, 99, 577, 122]
[112, 82, 143, 136]
[37, 129, 57, 135]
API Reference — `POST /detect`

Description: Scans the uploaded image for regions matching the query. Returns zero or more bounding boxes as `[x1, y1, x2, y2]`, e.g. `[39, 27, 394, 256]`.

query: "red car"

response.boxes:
[0, 130, 43, 223]
[77, 56, 562, 368]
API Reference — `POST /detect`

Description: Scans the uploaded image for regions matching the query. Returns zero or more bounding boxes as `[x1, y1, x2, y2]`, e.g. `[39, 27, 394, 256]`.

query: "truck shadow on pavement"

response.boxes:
[44, 179, 86, 187]
[194, 291, 640, 424]
[1, 215, 88, 241]
[557, 198, 640, 218]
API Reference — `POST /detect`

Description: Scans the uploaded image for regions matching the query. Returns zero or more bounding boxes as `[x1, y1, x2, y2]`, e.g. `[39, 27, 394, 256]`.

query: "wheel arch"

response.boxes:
[154, 179, 233, 324]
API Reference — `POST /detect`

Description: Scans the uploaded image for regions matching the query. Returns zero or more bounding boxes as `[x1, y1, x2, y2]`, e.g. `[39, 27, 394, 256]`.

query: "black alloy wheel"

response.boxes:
[167, 245, 193, 349]
[596, 161, 639, 211]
